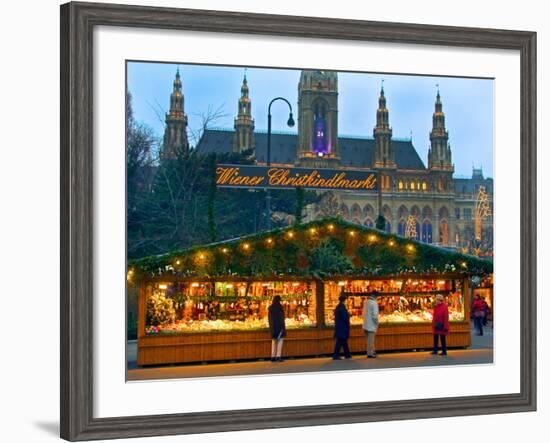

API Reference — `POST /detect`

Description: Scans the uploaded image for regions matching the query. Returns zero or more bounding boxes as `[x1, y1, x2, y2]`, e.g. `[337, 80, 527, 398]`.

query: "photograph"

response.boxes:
[126, 62, 495, 381]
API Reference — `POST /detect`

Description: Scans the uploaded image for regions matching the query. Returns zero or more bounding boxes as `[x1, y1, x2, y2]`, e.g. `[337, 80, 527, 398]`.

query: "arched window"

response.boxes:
[363, 204, 375, 219]
[351, 203, 361, 219]
[385, 221, 392, 233]
[398, 180, 403, 190]
[422, 221, 433, 243]
[312, 100, 328, 155]
[422, 180, 427, 191]
[385, 175, 390, 190]
[398, 219, 406, 237]
[422, 205, 432, 221]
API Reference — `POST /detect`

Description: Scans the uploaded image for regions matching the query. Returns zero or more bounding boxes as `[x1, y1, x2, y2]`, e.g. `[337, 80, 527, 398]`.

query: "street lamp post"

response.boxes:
[266, 97, 295, 231]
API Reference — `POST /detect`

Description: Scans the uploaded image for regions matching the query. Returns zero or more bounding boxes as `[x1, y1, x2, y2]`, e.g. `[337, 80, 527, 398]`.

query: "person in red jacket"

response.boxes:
[471, 294, 485, 336]
[431, 294, 449, 356]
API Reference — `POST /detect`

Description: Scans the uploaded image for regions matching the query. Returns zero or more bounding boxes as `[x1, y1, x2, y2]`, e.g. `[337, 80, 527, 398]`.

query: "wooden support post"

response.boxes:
[315, 279, 325, 329]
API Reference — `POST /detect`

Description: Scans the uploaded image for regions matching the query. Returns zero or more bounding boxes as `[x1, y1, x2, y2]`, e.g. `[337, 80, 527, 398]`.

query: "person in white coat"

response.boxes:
[362, 291, 379, 358]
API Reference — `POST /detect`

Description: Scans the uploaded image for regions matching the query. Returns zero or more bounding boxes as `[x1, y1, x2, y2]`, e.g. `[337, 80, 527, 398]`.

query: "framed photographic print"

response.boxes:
[60, 1, 537, 441]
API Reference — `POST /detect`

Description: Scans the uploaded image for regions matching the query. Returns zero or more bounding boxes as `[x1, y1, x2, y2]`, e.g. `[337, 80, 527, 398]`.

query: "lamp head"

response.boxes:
[287, 112, 295, 128]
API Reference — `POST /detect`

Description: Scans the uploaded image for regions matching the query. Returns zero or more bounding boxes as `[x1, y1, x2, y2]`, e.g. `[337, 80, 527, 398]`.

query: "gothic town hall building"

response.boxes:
[160, 69, 493, 255]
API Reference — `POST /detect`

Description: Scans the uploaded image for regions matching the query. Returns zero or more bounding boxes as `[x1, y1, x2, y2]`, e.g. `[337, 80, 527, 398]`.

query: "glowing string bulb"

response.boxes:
[349, 230, 356, 237]
[388, 240, 395, 247]
[287, 231, 294, 239]
[266, 238, 273, 244]
[175, 260, 181, 265]
[327, 224, 335, 231]
[243, 243, 250, 250]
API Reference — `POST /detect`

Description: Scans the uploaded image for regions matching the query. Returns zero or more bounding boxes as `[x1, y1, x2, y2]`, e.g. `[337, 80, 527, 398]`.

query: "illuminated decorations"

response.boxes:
[475, 185, 491, 241]
[405, 215, 419, 240]
[313, 107, 328, 155]
[129, 217, 493, 280]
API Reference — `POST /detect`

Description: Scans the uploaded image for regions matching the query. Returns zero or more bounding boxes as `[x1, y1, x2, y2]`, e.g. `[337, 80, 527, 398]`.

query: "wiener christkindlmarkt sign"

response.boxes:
[215, 164, 378, 191]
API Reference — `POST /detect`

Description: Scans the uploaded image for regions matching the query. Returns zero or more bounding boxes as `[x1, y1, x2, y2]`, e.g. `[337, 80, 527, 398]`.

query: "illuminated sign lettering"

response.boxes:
[216, 165, 377, 191]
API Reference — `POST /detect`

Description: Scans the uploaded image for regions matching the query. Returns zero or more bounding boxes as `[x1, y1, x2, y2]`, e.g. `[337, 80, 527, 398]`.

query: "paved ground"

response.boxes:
[127, 325, 493, 381]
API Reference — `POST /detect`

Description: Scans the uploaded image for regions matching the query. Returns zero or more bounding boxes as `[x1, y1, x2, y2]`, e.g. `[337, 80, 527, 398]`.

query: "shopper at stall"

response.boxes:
[333, 294, 352, 360]
[362, 290, 379, 358]
[268, 295, 286, 362]
[431, 294, 449, 356]
[471, 294, 485, 336]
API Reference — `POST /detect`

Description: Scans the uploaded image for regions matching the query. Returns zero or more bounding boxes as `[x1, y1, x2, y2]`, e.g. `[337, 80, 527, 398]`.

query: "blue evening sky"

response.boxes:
[127, 62, 494, 178]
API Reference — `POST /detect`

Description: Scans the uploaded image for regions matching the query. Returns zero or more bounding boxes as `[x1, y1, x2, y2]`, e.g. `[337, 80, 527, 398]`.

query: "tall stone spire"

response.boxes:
[233, 70, 255, 153]
[373, 81, 395, 168]
[161, 67, 189, 159]
[296, 70, 340, 168]
[428, 87, 453, 171]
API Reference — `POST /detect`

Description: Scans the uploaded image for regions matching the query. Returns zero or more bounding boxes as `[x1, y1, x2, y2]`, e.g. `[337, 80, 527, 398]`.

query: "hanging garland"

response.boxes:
[128, 217, 493, 281]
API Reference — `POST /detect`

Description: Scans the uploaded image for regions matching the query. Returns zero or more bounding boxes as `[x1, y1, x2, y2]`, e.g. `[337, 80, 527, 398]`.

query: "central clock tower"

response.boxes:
[296, 70, 340, 168]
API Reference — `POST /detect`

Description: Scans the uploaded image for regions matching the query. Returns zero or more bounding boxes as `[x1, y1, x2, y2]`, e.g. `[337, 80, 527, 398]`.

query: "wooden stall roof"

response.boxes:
[128, 217, 493, 282]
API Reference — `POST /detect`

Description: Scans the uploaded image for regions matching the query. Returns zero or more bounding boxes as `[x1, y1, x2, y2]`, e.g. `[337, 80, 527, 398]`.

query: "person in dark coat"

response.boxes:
[333, 294, 352, 360]
[268, 295, 286, 362]
[431, 294, 450, 356]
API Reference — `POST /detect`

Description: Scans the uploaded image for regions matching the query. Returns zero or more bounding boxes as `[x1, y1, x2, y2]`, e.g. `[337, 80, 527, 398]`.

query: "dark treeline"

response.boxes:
[127, 93, 318, 260]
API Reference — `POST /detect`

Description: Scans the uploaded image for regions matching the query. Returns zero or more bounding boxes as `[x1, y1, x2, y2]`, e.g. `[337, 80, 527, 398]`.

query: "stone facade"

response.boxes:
[192, 69, 493, 254]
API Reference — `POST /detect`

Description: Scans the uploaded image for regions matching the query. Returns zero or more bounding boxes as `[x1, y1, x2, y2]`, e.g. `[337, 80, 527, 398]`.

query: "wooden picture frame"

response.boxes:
[60, 1, 537, 440]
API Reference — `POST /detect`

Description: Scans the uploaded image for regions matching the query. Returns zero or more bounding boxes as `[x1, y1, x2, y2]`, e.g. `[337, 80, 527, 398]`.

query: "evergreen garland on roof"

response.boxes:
[129, 217, 493, 281]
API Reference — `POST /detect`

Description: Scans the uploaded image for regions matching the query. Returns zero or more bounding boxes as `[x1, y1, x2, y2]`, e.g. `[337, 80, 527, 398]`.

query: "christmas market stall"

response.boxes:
[128, 218, 493, 366]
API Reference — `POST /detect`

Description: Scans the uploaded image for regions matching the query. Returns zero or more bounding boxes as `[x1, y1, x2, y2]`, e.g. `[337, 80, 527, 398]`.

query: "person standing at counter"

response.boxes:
[471, 294, 485, 336]
[431, 294, 449, 356]
[333, 294, 352, 360]
[268, 295, 286, 362]
[362, 291, 379, 358]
